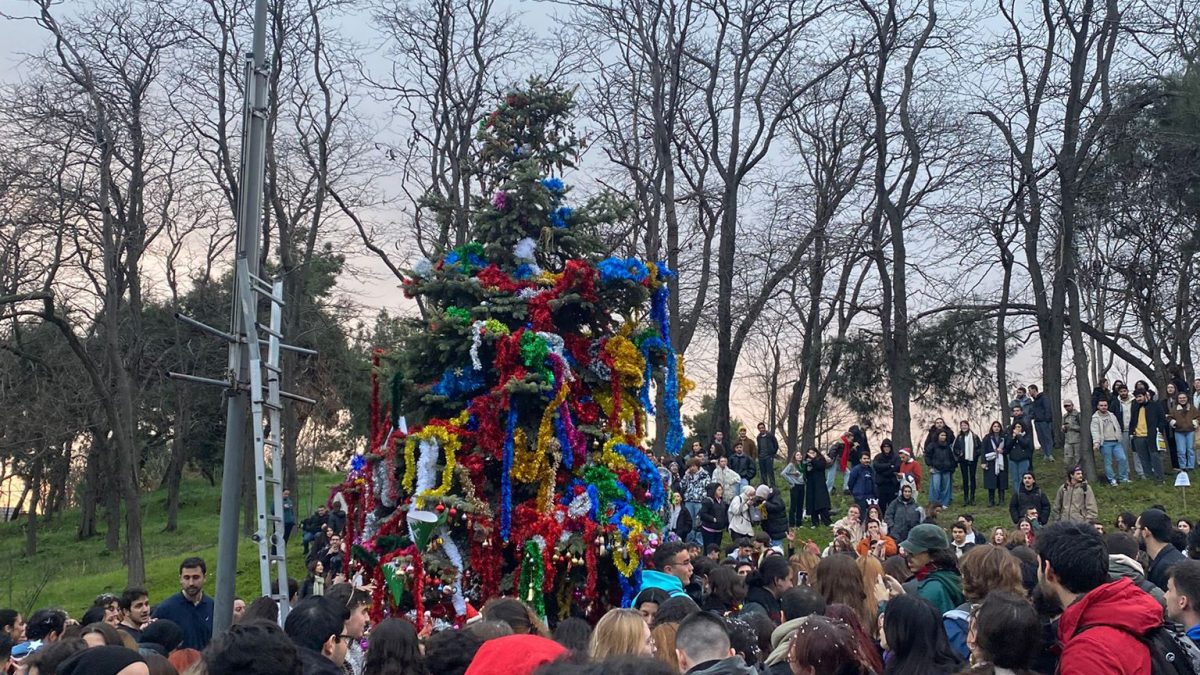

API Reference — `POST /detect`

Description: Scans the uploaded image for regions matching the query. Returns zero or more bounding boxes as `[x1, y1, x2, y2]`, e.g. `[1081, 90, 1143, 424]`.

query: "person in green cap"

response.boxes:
[898, 523, 965, 614]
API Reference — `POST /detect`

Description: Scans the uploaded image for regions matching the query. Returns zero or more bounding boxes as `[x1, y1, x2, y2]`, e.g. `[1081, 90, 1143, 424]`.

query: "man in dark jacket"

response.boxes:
[757, 485, 789, 546]
[1028, 384, 1055, 461]
[1008, 472, 1050, 525]
[756, 422, 779, 488]
[284, 596, 349, 675]
[301, 506, 329, 556]
[675, 612, 755, 675]
[1130, 390, 1167, 483]
[1139, 508, 1187, 591]
[728, 444, 757, 486]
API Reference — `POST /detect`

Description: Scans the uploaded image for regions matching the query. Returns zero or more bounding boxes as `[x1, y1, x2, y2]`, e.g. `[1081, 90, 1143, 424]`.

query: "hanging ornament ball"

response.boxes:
[449, 507, 458, 518]
[435, 504, 446, 513]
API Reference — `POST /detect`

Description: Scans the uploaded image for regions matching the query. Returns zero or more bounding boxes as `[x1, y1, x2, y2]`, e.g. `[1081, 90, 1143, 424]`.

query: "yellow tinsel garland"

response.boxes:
[612, 516, 645, 577]
[604, 335, 645, 389]
[402, 424, 461, 501]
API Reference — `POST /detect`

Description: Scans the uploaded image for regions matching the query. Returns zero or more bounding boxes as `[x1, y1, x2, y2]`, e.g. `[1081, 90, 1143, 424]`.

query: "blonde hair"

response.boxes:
[790, 549, 820, 584]
[856, 555, 884, 635]
[651, 622, 679, 671]
[589, 608, 649, 660]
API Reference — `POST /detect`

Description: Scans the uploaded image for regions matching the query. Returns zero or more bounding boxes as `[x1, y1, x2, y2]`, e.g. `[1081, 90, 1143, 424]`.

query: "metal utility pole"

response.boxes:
[168, 0, 321, 634]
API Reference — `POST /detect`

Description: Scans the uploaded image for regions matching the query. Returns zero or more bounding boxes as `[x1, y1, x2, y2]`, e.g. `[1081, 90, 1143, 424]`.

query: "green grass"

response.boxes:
[0, 471, 344, 617]
[786, 455, 1196, 545]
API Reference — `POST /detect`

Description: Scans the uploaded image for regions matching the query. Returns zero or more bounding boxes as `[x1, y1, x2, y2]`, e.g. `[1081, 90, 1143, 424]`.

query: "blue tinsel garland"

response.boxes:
[501, 406, 517, 541]
[613, 443, 666, 512]
[597, 257, 650, 284]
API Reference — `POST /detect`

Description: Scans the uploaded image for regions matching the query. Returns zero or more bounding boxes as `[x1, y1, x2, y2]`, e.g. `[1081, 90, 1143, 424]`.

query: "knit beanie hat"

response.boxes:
[463, 634, 567, 675]
[755, 485, 771, 500]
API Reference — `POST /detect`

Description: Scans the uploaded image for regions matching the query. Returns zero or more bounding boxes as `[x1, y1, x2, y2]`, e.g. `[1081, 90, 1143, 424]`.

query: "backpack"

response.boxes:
[1074, 621, 1200, 675]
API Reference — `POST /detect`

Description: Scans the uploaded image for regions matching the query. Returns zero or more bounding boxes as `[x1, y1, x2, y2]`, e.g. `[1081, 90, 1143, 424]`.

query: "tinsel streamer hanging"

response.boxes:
[583, 519, 598, 602]
[651, 283, 685, 455]
[519, 537, 547, 619]
[501, 405, 517, 541]
[438, 526, 468, 617]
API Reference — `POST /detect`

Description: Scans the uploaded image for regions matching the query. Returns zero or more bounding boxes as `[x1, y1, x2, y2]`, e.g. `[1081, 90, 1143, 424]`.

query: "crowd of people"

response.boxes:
[11, 503, 1200, 675]
[4, 378, 1200, 675]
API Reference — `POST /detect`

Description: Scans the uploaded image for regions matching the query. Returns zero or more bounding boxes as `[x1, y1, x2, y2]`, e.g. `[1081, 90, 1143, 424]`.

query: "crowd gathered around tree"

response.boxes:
[4, 377, 1200, 675]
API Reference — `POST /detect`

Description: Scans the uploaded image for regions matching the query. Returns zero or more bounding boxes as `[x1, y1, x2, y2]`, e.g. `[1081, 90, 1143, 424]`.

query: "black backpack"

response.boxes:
[1074, 621, 1200, 675]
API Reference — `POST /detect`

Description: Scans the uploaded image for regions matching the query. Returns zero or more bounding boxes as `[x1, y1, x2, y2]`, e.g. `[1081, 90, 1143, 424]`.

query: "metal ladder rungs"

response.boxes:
[256, 323, 282, 338]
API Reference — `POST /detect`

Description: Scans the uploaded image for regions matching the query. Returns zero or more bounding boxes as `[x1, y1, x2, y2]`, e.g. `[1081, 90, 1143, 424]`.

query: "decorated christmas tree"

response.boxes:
[336, 81, 689, 628]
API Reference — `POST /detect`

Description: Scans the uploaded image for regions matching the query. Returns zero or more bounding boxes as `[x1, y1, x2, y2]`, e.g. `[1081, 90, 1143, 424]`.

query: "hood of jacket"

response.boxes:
[687, 656, 759, 675]
[1058, 577, 1163, 643]
[640, 570, 689, 598]
[765, 617, 807, 666]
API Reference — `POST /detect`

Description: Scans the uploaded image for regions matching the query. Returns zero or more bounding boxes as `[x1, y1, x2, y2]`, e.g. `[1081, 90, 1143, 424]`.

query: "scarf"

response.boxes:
[989, 435, 1005, 475]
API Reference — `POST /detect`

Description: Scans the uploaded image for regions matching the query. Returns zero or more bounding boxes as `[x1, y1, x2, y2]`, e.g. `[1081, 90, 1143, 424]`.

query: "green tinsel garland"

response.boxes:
[518, 539, 546, 619]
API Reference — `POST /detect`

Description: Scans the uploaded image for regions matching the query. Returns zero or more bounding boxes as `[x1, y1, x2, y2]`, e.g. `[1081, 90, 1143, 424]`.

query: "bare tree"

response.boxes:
[679, 0, 858, 440]
[0, 0, 188, 584]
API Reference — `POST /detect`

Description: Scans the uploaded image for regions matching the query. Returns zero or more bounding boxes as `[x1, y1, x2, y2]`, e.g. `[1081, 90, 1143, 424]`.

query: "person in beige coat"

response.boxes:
[1053, 466, 1099, 523]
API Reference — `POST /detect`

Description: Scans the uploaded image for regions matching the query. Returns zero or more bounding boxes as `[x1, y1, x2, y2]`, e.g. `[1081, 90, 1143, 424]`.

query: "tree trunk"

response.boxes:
[78, 443, 99, 539]
[996, 243, 1014, 426]
[711, 191, 739, 442]
[164, 387, 190, 532]
[25, 458, 42, 556]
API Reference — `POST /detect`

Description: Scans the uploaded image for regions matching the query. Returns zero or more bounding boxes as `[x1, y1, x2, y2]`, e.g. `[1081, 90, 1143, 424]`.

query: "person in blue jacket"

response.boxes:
[846, 452, 876, 516]
[638, 541, 693, 599]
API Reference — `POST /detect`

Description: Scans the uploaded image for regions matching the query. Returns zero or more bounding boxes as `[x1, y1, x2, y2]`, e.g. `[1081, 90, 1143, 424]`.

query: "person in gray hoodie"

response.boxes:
[675, 612, 756, 675]
[1104, 531, 1166, 609]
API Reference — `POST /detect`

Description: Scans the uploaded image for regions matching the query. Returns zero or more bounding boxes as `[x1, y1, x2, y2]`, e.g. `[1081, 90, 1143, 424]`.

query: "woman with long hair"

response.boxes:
[982, 421, 1008, 506]
[990, 527, 1008, 547]
[301, 560, 326, 598]
[702, 565, 747, 615]
[789, 548, 820, 587]
[855, 556, 885, 636]
[813, 555, 872, 632]
[825, 603, 885, 674]
[589, 608, 655, 660]
[697, 482, 729, 550]
[962, 591, 1042, 675]
[650, 622, 679, 672]
[880, 595, 962, 675]
[786, 615, 875, 675]
[363, 618, 426, 675]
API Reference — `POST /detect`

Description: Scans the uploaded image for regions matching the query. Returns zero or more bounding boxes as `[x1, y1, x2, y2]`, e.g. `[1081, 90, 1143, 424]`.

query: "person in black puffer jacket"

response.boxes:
[872, 439, 902, 513]
[757, 485, 789, 546]
[698, 482, 729, 550]
[1008, 471, 1051, 525]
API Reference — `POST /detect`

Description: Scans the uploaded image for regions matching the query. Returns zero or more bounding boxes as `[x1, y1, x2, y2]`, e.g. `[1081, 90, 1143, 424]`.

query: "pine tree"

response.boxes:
[339, 80, 689, 627]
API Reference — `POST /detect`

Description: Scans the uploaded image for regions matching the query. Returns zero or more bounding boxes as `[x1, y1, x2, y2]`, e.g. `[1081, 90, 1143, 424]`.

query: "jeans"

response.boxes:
[1176, 431, 1196, 470]
[684, 501, 703, 545]
[930, 470, 953, 507]
[1034, 420, 1054, 459]
[1122, 431, 1144, 477]
[1008, 459, 1031, 494]
[1100, 440, 1129, 483]
[302, 530, 318, 555]
[958, 460, 977, 504]
[827, 466, 838, 493]
[1132, 436, 1162, 481]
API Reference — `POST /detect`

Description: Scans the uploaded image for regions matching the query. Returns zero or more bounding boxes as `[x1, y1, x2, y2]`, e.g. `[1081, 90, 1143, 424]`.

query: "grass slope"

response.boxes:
[0, 471, 345, 617]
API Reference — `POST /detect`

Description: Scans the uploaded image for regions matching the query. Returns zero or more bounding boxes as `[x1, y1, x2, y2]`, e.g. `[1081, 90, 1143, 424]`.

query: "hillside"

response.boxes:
[0, 471, 344, 617]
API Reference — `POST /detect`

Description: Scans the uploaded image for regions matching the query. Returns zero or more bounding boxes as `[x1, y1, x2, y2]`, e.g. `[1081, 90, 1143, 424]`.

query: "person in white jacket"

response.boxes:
[1091, 399, 1128, 486]
[727, 485, 758, 540]
[711, 457, 743, 505]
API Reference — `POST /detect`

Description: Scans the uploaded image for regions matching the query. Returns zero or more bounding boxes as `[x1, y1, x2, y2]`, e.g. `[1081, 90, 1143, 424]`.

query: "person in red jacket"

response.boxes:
[897, 448, 923, 492]
[1036, 520, 1163, 675]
